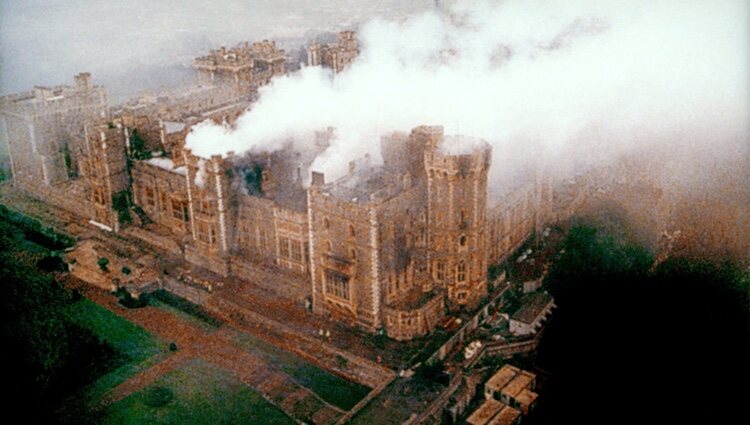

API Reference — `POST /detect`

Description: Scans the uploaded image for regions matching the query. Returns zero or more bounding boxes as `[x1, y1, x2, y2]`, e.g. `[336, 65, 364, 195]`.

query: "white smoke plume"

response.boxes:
[185, 0, 749, 189]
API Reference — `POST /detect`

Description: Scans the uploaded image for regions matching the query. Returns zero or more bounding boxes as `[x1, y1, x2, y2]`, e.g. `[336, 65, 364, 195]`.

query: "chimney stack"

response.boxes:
[311, 171, 325, 187]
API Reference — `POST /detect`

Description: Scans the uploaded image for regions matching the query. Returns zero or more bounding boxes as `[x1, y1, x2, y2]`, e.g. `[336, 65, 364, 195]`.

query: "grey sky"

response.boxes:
[0, 0, 436, 100]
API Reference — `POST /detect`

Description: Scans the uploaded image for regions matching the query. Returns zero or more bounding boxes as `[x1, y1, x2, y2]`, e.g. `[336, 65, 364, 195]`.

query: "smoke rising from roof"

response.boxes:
[186, 0, 748, 190]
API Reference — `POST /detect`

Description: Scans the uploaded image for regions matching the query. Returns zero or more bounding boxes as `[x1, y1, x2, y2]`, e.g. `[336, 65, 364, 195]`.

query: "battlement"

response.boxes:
[195, 40, 286, 89]
[0, 73, 107, 118]
[425, 135, 492, 176]
[251, 40, 285, 62]
[307, 30, 359, 73]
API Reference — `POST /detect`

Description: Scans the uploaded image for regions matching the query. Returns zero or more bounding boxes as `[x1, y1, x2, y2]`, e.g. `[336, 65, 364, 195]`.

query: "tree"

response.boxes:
[414, 361, 449, 387]
[37, 254, 68, 273]
[97, 257, 109, 272]
[536, 222, 749, 425]
[111, 191, 132, 225]
[129, 129, 151, 160]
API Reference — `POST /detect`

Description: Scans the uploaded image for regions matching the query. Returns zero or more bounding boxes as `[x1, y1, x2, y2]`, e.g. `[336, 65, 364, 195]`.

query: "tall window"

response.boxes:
[459, 234, 468, 248]
[259, 229, 269, 250]
[196, 221, 217, 245]
[324, 269, 350, 300]
[172, 199, 188, 222]
[436, 261, 445, 281]
[457, 261, 466, 282]
[279, 236, 290, 258]
[197, 222, 209, 243]
[348, 224, 356, 238]
[144, 186, 155, 208]
[291, 241, 303, 262]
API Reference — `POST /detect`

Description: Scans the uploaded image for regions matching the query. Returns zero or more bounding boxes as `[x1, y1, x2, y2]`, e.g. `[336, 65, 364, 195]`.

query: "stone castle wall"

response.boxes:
[2, 71, 549, 342]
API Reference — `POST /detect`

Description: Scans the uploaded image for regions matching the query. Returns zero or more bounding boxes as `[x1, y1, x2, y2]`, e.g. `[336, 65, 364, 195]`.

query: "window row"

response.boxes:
[324, 269, 351, 300]
[278, 236, 304, 262]
[137, 186, 190, 223]
[321, 217, 357, 238]
[432, 260, 468, 283]
[323, 240, 359, 261]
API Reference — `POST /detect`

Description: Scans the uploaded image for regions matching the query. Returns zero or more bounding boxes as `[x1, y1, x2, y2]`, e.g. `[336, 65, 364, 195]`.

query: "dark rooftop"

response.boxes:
[510, 291, 554, 324]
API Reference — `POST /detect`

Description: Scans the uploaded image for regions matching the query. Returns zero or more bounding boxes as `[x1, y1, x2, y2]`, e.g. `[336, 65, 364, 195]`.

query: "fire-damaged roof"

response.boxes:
[324, 159, 415, 206]
[327, 166, 389, 205]
[233, 144, 321, 212]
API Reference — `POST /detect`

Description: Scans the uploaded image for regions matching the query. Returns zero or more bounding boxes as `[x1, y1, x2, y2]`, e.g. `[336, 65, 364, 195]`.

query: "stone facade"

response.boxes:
[3, 73, 551, 343]
[114, 83, 250, 163]
[79, 123, 129, 231]
[487, 178, 550, 266]
[308, 126, 492, 339]
[422, 128, 492, 310]
[0, 73, 109, 210]
[131, 157, 190, 237]
[95, 123, 507, 340]
[307, 31, 359, 73]
[195, 40, 286, 90]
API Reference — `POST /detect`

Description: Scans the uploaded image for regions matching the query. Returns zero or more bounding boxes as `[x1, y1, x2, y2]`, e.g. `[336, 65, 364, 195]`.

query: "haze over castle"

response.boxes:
[1, 0, 748, 343]
[0, 51, 553, 340]
[0, 2, 748, 424]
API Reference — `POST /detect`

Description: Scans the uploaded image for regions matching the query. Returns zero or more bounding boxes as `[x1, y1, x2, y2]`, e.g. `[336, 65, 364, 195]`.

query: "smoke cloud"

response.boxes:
[186, 0, 749, 191]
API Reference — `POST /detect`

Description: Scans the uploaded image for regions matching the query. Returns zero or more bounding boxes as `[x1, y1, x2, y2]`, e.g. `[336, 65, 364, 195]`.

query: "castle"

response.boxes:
[307, 30, 359, 74]
[195, 40, 286, 91]
[1, 31, 558, 341]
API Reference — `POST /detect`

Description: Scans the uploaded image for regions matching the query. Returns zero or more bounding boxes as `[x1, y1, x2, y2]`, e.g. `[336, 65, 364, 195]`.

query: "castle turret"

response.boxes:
[80, 123, 129, 231]
[421, 126, 491, 309]
[182, 149, 234, 276]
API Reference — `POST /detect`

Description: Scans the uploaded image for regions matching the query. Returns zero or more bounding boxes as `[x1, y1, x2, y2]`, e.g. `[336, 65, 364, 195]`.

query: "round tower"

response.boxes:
[420, 127, 492, 310]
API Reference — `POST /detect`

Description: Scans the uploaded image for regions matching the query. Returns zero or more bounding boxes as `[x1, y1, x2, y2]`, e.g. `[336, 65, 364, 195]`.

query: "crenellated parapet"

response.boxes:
[307, 30, 359, 74]
[0, 73, 109, 192]
[195, 40, 286, 91]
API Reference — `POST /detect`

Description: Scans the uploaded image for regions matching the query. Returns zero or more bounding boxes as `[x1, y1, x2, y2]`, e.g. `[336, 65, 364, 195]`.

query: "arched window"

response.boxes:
[348, 224, 356, 238]
[349, 248, 357, 260]
[323, 217, 330, 229]
[325, 240, 332, 252]
[457, 261, 466, 282]
[459, 234, 468, 247]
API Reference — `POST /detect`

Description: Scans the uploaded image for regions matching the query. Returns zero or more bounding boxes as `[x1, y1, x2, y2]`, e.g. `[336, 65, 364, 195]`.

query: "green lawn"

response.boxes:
[66, 298, 164, 362]
[230, 330, 371, 410]
[104, 359, 294, 425]
[62, 299, 169, 406]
